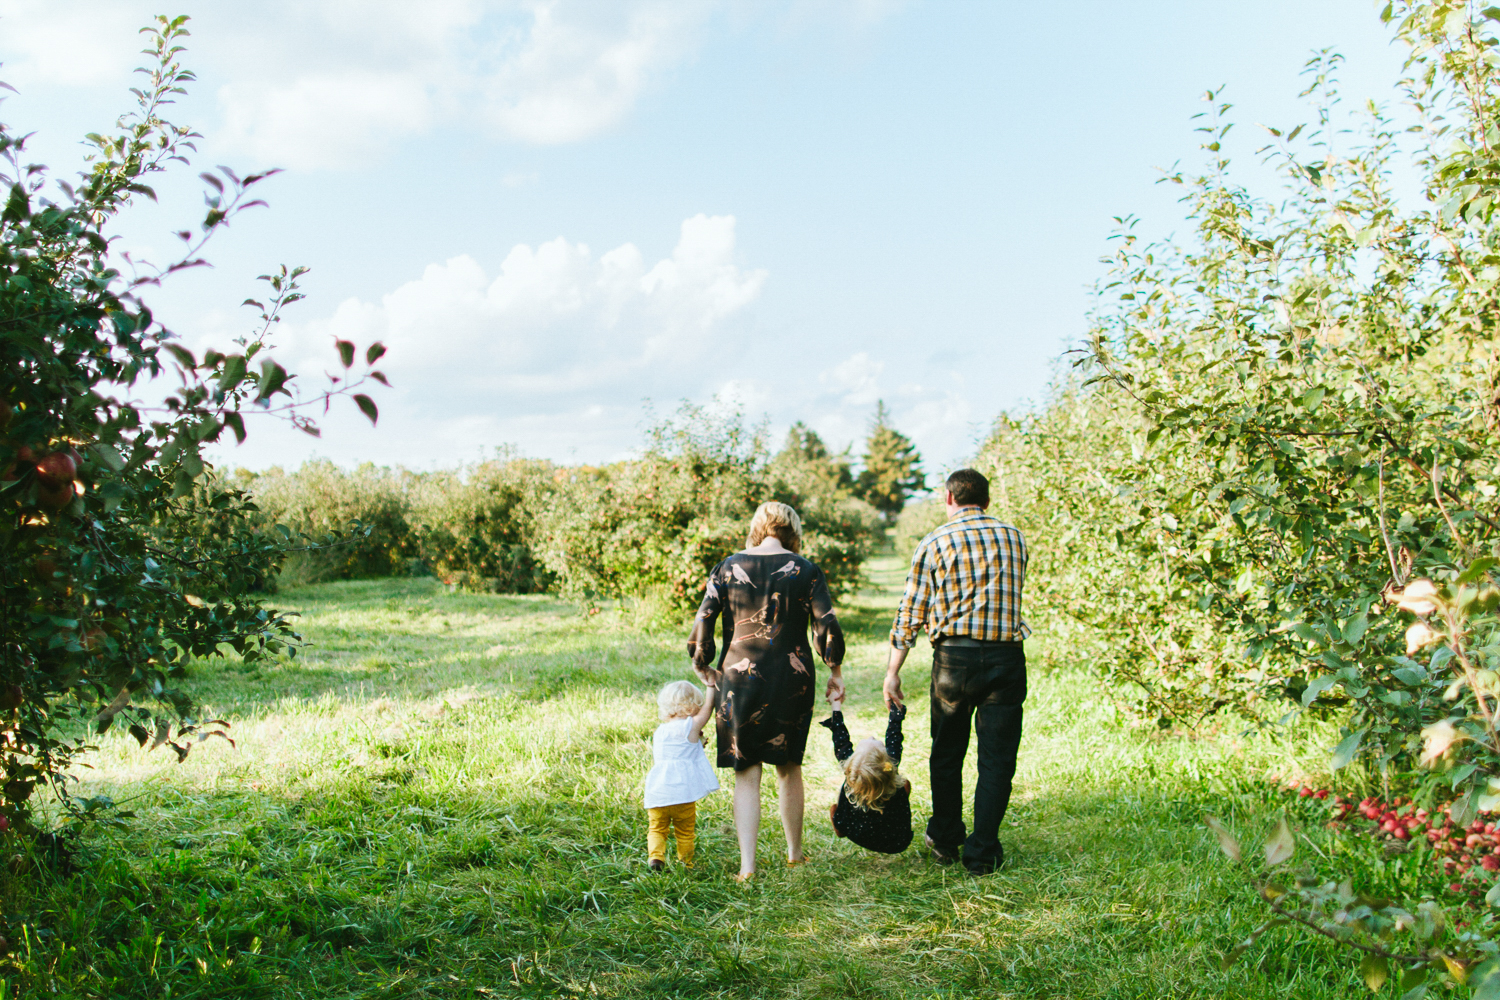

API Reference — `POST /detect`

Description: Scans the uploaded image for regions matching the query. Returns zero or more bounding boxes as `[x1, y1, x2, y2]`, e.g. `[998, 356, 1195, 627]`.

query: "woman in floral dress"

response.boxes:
[688, 501, 846, 880]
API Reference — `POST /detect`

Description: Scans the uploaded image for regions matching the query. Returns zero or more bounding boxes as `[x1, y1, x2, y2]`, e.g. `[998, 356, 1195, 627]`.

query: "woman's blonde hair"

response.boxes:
[746, 501, 803, 550]
[657, 680, 705, 721]
[843, 742, 904, 812]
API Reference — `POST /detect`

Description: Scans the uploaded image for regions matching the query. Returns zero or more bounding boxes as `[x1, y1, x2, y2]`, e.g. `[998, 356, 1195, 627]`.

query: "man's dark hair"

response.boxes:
[946, 468, 990, 508]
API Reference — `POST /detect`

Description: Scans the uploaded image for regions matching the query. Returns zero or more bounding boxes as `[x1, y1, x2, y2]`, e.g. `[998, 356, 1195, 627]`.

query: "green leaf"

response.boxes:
[353, 394, 378, 426]
[366, 341, 386, 365]
[164, 343, 197, 369]
[217, 353, 247, 392]
[222, 411, 246, 444]
[1457, 556, 1498, 585]
[1452, 788, 1482, 829]
[335, 340, 355, 369]
[1360, 953, 1388, 991]
[256, 359, 289, 402]
[1331, 728, 1366, 771]
[1302, 673, 1339, 707]
[1472, 958, 1500, 1000]
[1342, 612, 1369, 645]
[2, 182, 29, 223]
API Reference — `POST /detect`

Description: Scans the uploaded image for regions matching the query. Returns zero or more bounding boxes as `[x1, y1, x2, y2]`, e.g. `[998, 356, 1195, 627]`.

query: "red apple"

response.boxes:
[34, 452, 74, 488]
[36, 480, 73, 511]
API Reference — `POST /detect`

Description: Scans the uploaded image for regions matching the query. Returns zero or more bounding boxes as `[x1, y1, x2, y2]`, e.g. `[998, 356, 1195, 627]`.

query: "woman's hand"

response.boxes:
[824, 670, 845, 704]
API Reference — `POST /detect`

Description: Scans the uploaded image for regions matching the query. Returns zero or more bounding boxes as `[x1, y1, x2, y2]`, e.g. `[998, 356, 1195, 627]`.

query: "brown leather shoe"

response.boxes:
[648, 859, 664, 872]
[924, 833, 959, 866]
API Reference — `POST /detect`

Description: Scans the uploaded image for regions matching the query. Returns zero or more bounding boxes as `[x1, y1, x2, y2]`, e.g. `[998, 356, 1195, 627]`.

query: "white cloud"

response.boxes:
[241, 214, 762, 448]
[0, 1, 142, 88]
[0, 1, 708, 170]
[217, 72, 435, 170]
[820, 351, 883, 405]
[482, 0, 705, 144]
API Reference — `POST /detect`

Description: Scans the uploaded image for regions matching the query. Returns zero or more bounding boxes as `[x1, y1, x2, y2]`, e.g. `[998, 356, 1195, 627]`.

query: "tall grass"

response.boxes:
[0, 556, 1416, 998]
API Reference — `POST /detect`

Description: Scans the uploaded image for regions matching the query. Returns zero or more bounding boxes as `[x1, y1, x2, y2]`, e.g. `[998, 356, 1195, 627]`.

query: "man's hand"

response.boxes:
[825, 671, 845, 704]
[883, 671, 904, 710]
[883, 645, 910, 710]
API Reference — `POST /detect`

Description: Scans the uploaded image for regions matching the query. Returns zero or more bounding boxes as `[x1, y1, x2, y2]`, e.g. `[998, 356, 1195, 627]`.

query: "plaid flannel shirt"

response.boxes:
[890, 507, 1030, 649]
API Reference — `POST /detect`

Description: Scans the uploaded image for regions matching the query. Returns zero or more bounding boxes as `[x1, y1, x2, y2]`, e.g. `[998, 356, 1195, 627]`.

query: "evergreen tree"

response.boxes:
[769, 422, 854, 496]
[855, 401, 923, 520]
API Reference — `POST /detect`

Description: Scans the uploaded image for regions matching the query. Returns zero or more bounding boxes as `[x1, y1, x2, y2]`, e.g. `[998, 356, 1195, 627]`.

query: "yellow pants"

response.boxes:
[646, 802, 697, 865]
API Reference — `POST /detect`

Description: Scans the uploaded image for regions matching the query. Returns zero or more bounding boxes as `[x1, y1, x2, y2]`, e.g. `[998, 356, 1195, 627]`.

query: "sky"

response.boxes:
[0, 0, 1411, 476]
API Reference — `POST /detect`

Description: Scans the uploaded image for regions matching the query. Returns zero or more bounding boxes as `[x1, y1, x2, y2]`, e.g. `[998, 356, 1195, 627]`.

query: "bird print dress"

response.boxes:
[687, 552, 845, 771]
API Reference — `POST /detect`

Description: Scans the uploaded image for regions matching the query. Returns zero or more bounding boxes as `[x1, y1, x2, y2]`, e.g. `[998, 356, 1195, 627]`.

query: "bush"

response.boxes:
[985, 1, 1500, 985]
[408, 456, 556, 593]
[241, 461, 413, 583]
[533, 406, 882, 614]
[893, 497, 945, 561]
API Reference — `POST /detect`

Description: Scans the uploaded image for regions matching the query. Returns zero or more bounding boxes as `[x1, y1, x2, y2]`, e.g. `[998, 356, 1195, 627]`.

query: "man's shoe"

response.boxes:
[964, 844, 1004, 876]
[924, 833, 960, 866]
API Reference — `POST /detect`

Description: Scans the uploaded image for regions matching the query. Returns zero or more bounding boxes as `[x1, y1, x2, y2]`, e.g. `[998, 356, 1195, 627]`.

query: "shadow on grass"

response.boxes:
[8, 768, 1380, 1000]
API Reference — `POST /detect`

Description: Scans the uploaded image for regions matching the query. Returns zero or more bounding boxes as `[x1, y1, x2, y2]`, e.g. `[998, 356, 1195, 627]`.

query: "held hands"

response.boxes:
[883, 672, 904, 710]
[824, 670, 845, 705]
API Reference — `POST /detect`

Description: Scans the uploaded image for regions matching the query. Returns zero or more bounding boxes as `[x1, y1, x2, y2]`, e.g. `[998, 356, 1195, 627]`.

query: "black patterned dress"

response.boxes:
[687, 552, 845, 771]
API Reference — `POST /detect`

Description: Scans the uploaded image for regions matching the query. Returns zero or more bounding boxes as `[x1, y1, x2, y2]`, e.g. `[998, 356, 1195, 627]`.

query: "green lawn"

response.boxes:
[0, 555, 1422, 997]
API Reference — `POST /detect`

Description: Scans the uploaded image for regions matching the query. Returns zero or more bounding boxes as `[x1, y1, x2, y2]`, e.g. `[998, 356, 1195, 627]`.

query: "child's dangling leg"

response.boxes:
[647, 807, 672, 871]
[672, 802, 697, 867]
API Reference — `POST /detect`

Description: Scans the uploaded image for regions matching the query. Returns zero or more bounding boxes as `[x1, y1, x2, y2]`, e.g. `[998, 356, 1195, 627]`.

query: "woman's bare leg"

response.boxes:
[734, 765, 762, 876]
[775, 763, 804, 862]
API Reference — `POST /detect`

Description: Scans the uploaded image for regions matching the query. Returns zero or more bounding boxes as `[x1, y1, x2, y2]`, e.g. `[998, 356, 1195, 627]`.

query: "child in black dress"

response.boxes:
[819, 696, 912, 854]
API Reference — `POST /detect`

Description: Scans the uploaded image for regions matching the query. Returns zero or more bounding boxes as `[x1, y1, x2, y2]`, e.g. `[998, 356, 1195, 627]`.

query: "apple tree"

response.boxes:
[0, 17, 384, 829]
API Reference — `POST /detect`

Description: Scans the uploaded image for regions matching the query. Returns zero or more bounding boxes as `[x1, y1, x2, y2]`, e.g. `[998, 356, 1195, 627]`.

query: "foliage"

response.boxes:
[0, 17, 383, 825]
[533, 405, 879, 615]
[238, 461, 412, 583]
[893, 496, 945, 560]
[984, 0, 1500, 982]
[855, 401, 924, 521]
[406, 455, 556, 593]
[766, 422, 881, 601]
[975, 385, 1242, 720]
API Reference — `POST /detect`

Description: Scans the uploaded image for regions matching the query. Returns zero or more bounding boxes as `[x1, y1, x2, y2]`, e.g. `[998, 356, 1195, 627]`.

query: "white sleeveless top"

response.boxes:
[643, 716, 720, 809]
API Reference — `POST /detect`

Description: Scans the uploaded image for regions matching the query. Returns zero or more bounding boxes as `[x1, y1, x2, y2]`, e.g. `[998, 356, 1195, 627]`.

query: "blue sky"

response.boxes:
[0, 1, 1408, 474]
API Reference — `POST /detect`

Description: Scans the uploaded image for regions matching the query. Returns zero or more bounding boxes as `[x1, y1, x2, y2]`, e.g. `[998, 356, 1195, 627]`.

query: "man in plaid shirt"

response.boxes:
[884, 468, 1028, 875]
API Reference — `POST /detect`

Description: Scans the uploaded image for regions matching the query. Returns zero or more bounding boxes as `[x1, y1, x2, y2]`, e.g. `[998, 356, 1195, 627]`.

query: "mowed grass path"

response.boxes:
[6, 556, 1384, 998]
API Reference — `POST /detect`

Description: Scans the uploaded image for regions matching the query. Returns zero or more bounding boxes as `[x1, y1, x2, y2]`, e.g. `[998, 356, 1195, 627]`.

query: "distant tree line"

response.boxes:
[240, 401, 930, 614]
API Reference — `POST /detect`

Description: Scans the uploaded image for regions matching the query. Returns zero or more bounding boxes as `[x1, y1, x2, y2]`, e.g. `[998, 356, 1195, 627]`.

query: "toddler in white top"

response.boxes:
[644, 679, 720, 870]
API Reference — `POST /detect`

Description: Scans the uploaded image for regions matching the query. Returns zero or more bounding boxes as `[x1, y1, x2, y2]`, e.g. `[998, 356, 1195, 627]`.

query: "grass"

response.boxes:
[0, 554, 1439, 997]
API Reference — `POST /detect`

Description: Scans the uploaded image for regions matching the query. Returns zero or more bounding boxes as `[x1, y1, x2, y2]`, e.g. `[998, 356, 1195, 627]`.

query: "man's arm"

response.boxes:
[883, 645, 909, 710]
[885, 540, 934, 709]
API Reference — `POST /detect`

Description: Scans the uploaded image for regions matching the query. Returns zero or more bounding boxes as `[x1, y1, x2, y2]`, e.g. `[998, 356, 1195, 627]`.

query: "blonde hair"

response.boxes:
[746, 501, 803, 550]
[843, 742, 904, 812]
[657, 680, 705, 722]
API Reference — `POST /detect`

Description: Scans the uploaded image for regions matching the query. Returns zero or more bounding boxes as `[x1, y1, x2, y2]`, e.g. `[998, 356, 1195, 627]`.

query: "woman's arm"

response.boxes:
[688, 684, 718, 744]
[687, 567, 725, 683]
[808, 565, 847, 702]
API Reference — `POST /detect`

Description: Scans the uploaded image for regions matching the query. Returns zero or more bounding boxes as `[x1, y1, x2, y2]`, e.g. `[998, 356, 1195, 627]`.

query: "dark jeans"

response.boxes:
[926, 640, 1026, 873]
